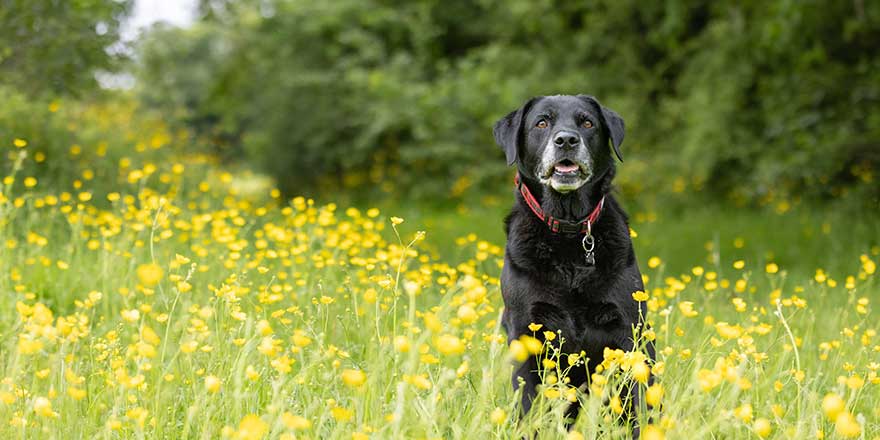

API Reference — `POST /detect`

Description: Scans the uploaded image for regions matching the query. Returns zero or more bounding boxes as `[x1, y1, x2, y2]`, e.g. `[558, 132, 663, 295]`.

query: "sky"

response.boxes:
[123, 0, 196, 40]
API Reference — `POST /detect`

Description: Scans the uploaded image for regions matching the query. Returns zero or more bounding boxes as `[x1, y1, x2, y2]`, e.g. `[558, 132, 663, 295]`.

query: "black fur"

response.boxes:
[494, 97, 539, 165]
[494, 95, 654, 434]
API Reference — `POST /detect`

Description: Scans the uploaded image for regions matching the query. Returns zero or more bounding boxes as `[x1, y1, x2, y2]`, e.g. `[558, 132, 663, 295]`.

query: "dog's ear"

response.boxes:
[493, 97, 538, 166]
[579, 95, 625, 162]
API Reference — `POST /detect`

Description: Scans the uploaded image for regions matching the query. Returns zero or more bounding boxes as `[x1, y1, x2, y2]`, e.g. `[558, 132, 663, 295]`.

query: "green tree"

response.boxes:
[0, 0, 133, 96]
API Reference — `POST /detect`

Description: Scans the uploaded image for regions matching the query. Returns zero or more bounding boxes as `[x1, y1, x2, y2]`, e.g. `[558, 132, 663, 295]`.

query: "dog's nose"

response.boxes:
[553, 131, 580, 149]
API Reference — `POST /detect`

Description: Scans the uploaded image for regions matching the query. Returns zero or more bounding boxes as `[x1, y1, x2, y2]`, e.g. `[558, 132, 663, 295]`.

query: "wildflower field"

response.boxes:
[1, 106, 878, 440]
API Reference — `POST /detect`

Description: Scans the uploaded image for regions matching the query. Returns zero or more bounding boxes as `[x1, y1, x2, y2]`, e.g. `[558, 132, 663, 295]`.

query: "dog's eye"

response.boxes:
[535, 119, 548, 129]
[582, 120, 593, 129]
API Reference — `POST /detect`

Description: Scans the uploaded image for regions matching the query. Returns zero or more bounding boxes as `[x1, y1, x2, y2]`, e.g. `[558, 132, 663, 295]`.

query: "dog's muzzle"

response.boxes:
[538, 132, 592, 193]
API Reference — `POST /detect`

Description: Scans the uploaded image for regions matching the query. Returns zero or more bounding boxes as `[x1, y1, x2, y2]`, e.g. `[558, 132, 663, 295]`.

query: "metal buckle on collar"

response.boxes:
[582, 222, 596, 266]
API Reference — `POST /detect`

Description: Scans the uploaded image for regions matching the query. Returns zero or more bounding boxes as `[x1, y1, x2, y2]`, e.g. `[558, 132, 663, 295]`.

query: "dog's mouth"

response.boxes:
[539, 159, 591, 193]
[542, 159, 588, 179]
[553, 159, 581, 176]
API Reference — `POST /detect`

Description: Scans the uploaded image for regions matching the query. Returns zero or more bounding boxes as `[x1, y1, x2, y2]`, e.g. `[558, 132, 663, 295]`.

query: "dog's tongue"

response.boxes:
[554, 163, 579, 173]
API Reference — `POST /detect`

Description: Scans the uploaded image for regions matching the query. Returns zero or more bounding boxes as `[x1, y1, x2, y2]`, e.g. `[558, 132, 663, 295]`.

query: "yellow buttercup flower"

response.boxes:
[331, 406, 354, 422]
[834, 411, 861, 438]
[632, 290, 649, 302]
[281, 412, 311, 430]
[33, 397, 55, 417]
[519, 335, 543, 354]
[734, 404, 753, 423]
[393, 335, 410, 353]
[236, 414, 268, 440]
[204, 375, 222, 393]
[609, 396, 623, 414]
[136, 263, 164, 287]
[645, 383, 663, 407]
[641, 425, 664, 440]
[67, 387, 87, 400]
[342, 369, 367, 387]
[822, 393, 845, 421]
[508, 340, 528, 362]
[245, 365, 261, 381]
[407, 374, 432, 390]
[120, 309, 140, 323]
[457, 304, 478, 323]
[436, 334, 465, 355]
[753, 418, 772, 438]
[490, 407, 507, 425]
[678, 301, 698, 317]
[631, 361, 650, 384]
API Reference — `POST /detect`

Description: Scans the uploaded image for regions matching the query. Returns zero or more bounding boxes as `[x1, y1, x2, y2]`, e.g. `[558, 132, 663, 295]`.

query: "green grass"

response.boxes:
[1, 146, 878, 439]
[379, 192, 879, 278]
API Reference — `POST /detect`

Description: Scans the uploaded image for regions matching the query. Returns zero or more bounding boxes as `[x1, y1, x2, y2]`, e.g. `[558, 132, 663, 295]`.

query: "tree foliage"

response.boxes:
[0, 0, 133, 96]
[137, 0, 880, 202]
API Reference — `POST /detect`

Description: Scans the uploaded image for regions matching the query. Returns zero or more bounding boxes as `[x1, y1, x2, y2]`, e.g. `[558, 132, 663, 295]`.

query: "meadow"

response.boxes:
[1, 105, 878, 440]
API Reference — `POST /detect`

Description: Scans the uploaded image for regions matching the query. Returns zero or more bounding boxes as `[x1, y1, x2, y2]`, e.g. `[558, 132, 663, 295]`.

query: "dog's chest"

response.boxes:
[532, 240, 597, 290]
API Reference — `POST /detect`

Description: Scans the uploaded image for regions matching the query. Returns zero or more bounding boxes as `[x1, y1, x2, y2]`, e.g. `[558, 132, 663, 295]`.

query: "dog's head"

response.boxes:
[493, 95, 625, 193]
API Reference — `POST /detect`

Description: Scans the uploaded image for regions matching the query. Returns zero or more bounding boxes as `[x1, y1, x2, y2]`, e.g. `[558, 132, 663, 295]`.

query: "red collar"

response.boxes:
[515, 173, 605, 234]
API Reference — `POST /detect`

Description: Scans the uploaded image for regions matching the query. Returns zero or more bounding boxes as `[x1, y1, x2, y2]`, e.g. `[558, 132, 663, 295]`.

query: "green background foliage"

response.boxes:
[0, 0, 132, 97]
[133, 0, 880, 204]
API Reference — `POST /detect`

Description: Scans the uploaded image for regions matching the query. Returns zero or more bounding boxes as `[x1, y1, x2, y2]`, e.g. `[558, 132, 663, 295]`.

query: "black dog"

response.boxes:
[494, 95, 654, 432]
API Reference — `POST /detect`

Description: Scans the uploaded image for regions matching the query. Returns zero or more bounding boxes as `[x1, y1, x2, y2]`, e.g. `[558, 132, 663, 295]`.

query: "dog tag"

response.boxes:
[582, 234, 596, 266]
